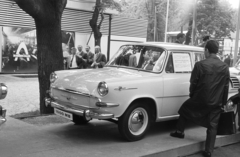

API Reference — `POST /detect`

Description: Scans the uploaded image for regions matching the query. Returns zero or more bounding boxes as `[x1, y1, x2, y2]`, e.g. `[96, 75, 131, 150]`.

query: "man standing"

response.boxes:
[224, 54, 231, 67]
[91, 45, 106, 68]
[68, 47, 80, 69]
[170, 40, 229, 157]
[175, 33, 185, 44]
[63, 46, 70, 70]
[85, 45, 94, 68]
[77, 45, 88, 69]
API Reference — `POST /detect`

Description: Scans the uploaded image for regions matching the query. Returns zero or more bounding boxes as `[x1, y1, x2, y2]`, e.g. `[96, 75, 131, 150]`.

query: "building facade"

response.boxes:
[0, 0, 147, 73]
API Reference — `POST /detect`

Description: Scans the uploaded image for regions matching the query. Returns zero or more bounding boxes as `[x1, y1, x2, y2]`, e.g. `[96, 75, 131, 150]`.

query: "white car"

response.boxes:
[45, 42, 239, 141]
[230, 60, 240, 79]
[0, 83, 7, 127]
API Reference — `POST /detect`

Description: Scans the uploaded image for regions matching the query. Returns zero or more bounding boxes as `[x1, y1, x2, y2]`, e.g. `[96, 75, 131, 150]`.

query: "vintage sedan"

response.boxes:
[45, 42, 239, 141]
[0, 83, 8, 127]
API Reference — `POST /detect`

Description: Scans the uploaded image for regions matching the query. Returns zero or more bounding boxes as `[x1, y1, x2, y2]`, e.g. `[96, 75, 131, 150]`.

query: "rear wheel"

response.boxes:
[72, 114, 91, 125]
[118, 102, 152, 141]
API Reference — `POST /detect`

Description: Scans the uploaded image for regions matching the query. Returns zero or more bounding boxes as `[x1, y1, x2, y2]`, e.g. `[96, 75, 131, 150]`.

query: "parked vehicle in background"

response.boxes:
[0, 83, 8, 127]
[45, 42, 239, 141]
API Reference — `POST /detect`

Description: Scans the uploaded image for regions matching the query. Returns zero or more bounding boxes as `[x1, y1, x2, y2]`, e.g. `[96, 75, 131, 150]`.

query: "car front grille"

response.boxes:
[230, 76, 240, 89]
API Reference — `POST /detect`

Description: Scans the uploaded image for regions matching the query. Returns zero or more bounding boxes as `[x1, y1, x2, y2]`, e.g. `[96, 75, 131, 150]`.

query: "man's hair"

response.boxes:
[176, 33, 185, 39]
[205, 40, 219, 54]
[95, 45, 101, 52]
[203, 35, 210, 42]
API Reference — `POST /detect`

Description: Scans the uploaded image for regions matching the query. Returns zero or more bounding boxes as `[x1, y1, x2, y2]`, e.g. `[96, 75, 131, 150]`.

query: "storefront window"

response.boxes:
[1, 26, 74, 73]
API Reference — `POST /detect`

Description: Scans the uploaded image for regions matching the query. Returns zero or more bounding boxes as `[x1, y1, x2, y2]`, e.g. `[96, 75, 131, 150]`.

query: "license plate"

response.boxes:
[54, 108, 73, 120]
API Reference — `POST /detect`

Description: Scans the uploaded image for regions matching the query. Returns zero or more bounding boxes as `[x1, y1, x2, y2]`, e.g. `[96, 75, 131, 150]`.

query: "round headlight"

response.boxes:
[50, 72, 58, 83]
[97, 81, 108, 96]
[0, 83, 8, 99]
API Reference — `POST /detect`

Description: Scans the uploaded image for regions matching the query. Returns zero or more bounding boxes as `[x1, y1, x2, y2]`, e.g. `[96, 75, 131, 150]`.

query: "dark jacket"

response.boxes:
[224, 57, 231, 67]
[86, 51, 94, 68]
[178, 55, 229, 123]
[78, 51, 88, 69]
[94, 53, 106, 68]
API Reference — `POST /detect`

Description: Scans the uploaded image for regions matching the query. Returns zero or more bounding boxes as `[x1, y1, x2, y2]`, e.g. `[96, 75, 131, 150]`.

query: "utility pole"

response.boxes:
[191, 0, 197, 45]
[154, 5, 157, 41]
[233, 0, 240, 66]
[164, 0, 169, 42]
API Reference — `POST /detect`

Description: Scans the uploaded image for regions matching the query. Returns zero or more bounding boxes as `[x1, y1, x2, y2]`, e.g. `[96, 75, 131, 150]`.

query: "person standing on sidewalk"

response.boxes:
[77, 45, 88, 69]
[170, 40, 229, 157]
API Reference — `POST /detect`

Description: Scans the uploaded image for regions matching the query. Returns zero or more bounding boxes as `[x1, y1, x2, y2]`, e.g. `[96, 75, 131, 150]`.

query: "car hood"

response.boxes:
[229, 67, 240, 75]
[53, 67, 153, 94]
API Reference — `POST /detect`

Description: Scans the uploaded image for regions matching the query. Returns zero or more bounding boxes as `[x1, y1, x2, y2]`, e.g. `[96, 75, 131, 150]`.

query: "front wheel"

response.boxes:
[118, 103, 151, 141]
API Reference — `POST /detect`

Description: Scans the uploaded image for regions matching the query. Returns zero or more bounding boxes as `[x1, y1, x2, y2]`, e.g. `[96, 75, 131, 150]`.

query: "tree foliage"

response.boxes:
[196, 0, 235, 39]
[118, 0, 235, 42]
[13, 0, 67, 114]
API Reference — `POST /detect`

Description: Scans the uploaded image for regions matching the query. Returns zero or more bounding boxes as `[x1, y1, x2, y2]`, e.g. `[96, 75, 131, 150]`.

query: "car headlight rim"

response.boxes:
[97, 81, 108, 96]
[225, 99, 237, 112]
[50, 72, 58, 83]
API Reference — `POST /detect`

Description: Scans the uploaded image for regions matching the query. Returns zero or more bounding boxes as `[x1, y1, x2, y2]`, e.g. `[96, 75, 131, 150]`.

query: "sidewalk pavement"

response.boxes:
[0, 74, 240, 157]
[1, 74, 39, 115]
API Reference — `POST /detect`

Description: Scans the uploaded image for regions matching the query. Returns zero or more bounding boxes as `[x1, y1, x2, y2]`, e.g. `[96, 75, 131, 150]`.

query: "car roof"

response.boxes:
[130, 42, 204, 52]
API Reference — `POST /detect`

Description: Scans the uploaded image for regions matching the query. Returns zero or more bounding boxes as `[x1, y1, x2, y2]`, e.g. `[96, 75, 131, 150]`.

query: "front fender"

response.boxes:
[228, 93, 240, 104]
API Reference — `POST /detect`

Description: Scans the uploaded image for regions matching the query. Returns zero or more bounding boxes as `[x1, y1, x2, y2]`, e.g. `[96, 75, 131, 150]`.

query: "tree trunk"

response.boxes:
[90, 0, 103, 46]
[14, 0, 67, 114]
[146, 0, 155, 41]
[35, 17, 63, 114]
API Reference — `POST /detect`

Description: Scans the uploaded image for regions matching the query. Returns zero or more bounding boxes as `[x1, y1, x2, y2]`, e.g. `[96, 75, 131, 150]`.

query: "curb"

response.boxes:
[143, 133, 240, 157]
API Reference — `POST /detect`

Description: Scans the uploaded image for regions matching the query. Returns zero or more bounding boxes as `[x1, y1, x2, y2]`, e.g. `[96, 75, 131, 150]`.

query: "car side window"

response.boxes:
[193, 52, 205, 66]
[165, 53, 174, 73]
[172, 52, 192, 73]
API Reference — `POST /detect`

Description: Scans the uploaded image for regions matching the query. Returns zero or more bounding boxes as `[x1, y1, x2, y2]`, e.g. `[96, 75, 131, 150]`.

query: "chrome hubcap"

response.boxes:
[128, 107, 148, 136]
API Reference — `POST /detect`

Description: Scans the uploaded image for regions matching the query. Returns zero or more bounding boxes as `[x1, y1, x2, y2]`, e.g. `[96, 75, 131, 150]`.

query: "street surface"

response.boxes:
[0, 74, 240, 157]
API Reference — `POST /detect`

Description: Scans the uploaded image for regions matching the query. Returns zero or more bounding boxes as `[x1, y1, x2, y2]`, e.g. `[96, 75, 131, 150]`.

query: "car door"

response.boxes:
[161, 51, 192, 117]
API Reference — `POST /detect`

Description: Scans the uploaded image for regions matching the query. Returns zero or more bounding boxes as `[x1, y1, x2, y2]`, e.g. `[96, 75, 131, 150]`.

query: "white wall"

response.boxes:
[66, 0, 118, 14]
[75, 32, 94, 51]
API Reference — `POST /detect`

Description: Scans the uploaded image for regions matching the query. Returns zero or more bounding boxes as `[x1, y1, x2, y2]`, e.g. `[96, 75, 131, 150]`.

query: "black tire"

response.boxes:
[118, 102, 152, 141]
[72, 114, 91, 125]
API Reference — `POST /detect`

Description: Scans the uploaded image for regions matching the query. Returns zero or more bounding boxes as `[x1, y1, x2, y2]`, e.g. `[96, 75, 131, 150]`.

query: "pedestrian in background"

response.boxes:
[224, 54, 231, 67]
[68, 47, 80, 69]
[62, 46, 70, 70]
[85, 45, 94, 68]
[199, 35, 210, 47]
[170, 40, 229, 157]
[91, 45, 106, 68]
[77, 45, 88, 69]
[175, 33, 185, 44]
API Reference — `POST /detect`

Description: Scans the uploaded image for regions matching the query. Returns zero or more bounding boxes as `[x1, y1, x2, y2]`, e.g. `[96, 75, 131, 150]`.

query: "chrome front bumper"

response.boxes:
[45, 98, 114, 120]
[0, 109, 7, 126]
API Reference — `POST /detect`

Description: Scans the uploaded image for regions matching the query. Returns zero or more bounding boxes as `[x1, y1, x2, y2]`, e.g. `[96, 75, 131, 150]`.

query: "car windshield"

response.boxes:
[106, 45, 166, 73]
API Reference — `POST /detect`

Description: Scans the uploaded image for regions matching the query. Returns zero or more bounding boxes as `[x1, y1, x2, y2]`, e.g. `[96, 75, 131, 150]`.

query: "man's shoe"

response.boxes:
[170, 131, 185, 138]
[202, 151, 211, 157]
